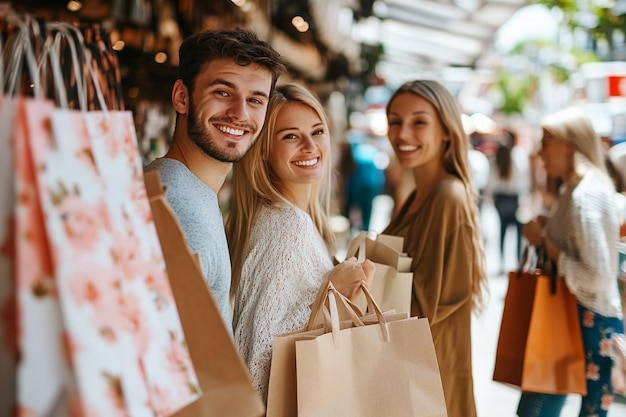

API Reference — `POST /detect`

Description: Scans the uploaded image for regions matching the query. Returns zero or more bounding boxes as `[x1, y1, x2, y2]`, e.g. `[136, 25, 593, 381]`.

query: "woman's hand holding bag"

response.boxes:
[327, 256, 375, 303]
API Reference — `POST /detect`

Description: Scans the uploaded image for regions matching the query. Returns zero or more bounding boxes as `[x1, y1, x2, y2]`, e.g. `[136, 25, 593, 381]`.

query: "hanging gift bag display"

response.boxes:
[3, 18, 202, 416]
[4, 19, 75, 416]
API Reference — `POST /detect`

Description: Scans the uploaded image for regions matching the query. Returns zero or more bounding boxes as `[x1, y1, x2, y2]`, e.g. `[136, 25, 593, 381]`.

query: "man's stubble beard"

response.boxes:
[187, 100, 258, 163]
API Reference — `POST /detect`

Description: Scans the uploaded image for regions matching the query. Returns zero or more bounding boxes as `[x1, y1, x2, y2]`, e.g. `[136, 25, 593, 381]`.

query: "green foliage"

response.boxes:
[533, 0, 626, 52]
[548, 63, 570, 83]
[493, 70, 533, 115]
[533, 0, 578, 16]
[589, 7, 626, 46]
[570, 48, 601, 65]
[493, 1, 616, 114]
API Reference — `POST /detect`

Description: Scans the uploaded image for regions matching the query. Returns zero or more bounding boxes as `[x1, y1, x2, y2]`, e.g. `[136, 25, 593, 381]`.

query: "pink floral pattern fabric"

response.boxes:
[15, 98, 69, 417]
[10, 97, 200, 417]
[578, 305, 624, 417]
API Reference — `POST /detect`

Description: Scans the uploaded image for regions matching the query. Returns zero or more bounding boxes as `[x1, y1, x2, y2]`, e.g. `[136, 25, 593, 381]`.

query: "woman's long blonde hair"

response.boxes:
[386, 79, 488, 312]
[226, 83, 335, 297]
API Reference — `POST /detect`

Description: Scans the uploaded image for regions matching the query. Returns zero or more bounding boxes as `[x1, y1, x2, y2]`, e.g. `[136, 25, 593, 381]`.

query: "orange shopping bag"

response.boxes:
[493, 246, 586, 395]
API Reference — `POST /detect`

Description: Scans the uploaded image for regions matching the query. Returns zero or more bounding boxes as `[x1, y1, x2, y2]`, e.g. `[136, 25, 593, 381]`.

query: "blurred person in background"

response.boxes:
[341, 133, 387, 232]
[518, 106, 624, 417]
[382, 79, 488, 417]
[468, 140, 490, 213]
[486, 129, 531, 272]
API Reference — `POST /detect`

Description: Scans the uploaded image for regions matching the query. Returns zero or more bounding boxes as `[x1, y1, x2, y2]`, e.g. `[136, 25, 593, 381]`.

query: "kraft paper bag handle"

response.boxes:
[307, 278, 365, 330]
[344, 231, 367, 263]
[308, 280, 364, 331]
[326, 281, 390, 343]
[326, 281, 364, 326]
[307, 234, 366, 330]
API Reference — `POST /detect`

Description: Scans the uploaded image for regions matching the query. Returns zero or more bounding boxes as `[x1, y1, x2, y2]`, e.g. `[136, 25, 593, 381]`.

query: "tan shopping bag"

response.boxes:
[265, 324, 326, 417]
[267, 281, 426, 417]
[376, 233, 413, 271]
[345, 231, 413, 315]
[266, 273, 373, 417]
[145, 172, 265, 417]
[296, 282, 447, 417]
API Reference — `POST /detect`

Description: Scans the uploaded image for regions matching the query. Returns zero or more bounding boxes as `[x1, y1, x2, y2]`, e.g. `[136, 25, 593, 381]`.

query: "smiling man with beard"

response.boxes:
[146, 29, 286, 328]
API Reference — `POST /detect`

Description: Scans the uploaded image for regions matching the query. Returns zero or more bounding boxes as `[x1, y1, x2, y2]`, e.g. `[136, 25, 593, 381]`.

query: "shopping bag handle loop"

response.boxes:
[307, 277, 364, 330]
[3, 16, 42, 98]
[344, 230, 367, 264]
[516, 244, 559, 295]
[308, 281, 364, 332]
[326, 281, 390, 343]
[45, 22, 108, 112]
[358, 281, 390, 342]
[38, 30, 69, 108]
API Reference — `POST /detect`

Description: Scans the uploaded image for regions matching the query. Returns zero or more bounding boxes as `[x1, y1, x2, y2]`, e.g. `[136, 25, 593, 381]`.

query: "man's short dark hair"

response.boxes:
[178, 28, 287, 93]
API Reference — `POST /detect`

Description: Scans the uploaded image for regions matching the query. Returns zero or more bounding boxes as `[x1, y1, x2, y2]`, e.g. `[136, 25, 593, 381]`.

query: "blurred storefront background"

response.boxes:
[7, 0, 626, 222]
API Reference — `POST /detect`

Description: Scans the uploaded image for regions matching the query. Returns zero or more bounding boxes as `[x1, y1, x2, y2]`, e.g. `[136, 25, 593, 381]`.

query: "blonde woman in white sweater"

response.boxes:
[518, 106, 624, 417]
[226, 83, 374, 403]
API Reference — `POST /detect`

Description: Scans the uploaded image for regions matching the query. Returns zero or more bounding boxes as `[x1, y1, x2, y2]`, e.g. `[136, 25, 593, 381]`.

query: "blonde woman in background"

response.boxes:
[382, 79, 488, 417]
[518, 106, 624, 417]
[226, 83, 374, 404]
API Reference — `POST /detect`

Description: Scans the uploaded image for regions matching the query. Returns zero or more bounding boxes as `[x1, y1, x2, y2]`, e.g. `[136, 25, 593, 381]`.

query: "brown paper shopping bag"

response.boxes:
[267, 281, 434, 417]
[295, 282, 447, 417]
[345, 231, 413, 315]
[376, 233, 413, 271]
[266, 325, 325, 417]
[493, 247, 586, 395]
[145, 172, 265, 417]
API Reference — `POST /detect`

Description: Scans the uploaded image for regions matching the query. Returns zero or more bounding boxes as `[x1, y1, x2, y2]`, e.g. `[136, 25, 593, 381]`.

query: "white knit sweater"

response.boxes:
[545, 169, 623, 318]
[232, 203, 333, 403]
